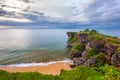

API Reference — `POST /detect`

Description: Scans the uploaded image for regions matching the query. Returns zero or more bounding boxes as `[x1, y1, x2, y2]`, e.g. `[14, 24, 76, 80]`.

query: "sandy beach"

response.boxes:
[0, 61, 71, 75]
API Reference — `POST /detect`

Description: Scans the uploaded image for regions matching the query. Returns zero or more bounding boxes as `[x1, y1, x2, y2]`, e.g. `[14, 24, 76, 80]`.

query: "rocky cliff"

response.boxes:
[67, 29, 120, 67]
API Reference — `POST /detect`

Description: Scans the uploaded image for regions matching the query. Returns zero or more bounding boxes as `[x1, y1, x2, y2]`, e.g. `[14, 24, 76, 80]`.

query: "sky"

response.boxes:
[0, 0, 120, 28]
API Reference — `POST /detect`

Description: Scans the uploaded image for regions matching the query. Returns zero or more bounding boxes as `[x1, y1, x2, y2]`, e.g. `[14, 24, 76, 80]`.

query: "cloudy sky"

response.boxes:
[0, 0, 120, 28]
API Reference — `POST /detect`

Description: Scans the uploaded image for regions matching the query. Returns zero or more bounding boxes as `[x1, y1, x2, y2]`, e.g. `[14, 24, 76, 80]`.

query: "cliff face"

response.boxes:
[67, 29, 120, 67]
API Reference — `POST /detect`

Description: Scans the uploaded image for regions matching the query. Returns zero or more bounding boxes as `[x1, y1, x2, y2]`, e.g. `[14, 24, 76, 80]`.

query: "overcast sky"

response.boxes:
[0, 0, 120, 27]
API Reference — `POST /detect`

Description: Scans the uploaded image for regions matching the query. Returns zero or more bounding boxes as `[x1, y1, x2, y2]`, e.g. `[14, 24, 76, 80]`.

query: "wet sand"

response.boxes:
[0, 62, 71, 75]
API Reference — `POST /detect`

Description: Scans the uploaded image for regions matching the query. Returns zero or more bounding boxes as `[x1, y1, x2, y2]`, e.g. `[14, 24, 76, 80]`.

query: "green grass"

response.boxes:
[69, 36, 77, 43]
[71, 43, 83, 52]
[85, 49, 96, 58]
[1, 65, 120, 80]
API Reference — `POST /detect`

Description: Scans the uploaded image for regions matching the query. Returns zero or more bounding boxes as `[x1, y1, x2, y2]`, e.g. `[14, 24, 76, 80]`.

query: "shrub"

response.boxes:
[93, 52, 106, 67]
[99, 64, 120, 80]
[117, 47, 120, 55]
[60, 66, 101, 80]
[110, 39, 120, 44]
[86, 49, 96, 58]
[84, 28, 89, 32]
[69, 36, 77, 43]
[94, 52, 105, 59]
[90, 30, 98, 34]
[0, 71, 61, 80]
[1, 65, 120, 80]
[72, 43, 83, 52]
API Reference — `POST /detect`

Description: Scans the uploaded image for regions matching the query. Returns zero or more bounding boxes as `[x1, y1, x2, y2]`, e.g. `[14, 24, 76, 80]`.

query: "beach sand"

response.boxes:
[0, 62, 71, 75]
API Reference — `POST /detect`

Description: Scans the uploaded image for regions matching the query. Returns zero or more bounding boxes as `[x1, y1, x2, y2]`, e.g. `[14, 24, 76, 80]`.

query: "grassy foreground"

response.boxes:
[0, 65, 120, 80]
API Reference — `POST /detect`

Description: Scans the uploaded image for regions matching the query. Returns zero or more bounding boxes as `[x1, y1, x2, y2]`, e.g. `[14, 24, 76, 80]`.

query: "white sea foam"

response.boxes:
[0, 60, 72, 67]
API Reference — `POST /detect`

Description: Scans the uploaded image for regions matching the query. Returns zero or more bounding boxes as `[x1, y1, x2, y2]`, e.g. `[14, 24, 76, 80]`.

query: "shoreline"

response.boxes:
[0, 60, 72, 75]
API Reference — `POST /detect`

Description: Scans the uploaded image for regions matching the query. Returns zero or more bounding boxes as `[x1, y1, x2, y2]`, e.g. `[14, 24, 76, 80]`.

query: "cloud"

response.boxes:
[0, 0, 120, 26]
[28, 0, 120, 24]
[73, 0, 120, 24]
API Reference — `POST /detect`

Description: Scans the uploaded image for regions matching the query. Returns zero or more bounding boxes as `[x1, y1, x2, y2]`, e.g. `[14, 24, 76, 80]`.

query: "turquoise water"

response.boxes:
[0, 29, 120, 65]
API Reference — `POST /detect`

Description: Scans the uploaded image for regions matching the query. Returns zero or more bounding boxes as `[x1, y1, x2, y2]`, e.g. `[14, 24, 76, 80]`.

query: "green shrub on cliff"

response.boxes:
[84, 28, 90, 32]
[93, 52, 106, 67]
[89, 32, 105, 41]
[72, 43, 83, 52]
[90, 30, 98, 34]
[117, 47, 120, 55]
[69, 36, 77, 43]
[86, 49, 96, 58]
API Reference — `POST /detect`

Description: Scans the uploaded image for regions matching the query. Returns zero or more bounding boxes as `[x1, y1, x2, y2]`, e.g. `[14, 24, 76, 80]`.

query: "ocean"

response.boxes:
[0, 28, 120, 65]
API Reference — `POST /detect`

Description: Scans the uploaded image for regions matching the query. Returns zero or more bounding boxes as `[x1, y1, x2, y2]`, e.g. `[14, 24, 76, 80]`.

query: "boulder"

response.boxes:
[84, 58, 96, 67]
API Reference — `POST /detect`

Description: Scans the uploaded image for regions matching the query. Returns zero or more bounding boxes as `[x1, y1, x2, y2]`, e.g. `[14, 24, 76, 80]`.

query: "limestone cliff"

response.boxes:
[67, 29, 120, 67]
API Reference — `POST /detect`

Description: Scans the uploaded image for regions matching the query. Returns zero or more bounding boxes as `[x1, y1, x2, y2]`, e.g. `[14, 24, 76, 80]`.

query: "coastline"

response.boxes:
[0, 60, 72, 75]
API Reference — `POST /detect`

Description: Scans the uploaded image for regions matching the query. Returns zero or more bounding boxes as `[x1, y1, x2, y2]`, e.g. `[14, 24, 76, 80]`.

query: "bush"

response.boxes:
[1, 65, 120, 80]
[69, 36, 77, 43]
[93, 52, 106, 67]
[94, 52, 105, 59]
[90, 30, 98, 34]
[0, 71, 61, 80]
[117, 47, 120, 55]
[110, 39, 120, 44]
[86, 49, 96, 58]
[99, 64, 120, 80]
[60, 66, 101, 80]
[84, 28, 89, 32]
[72, 43, 83, 52]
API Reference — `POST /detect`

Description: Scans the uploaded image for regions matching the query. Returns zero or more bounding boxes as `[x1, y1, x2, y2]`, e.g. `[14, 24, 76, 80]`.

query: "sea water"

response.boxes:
[0, 28, 120, 65]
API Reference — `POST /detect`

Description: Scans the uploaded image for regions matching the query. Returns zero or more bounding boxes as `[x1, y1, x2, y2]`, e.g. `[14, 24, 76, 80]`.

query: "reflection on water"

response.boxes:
[0, 29, 30, 50]
[0, 29, 71, 64]
[0, 29, 120, 65]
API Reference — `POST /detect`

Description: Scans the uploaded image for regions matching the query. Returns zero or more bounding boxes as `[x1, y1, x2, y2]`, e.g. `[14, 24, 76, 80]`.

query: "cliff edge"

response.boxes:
[67, 29, 120, 67]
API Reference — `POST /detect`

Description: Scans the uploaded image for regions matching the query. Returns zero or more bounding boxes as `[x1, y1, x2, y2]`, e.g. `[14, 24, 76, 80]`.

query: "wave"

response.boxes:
[0, 59, 72, 67]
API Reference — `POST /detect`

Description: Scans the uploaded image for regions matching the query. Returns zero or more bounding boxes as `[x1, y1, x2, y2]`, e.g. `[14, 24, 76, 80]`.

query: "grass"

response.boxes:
[1, 65, 120, 80]
[72, 43, 83, 52]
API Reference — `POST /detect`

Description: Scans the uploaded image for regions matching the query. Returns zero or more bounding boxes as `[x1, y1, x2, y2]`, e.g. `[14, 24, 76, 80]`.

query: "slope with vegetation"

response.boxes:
[1, 65, 120, 80]
[67, 29, 120, 67]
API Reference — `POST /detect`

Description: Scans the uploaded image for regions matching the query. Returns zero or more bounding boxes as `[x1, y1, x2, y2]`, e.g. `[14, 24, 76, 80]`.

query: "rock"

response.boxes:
[84, 58, 96, 67]
[76, 33, 88, 44]
[67, 30, 120, 67]
[67, 32, 76, 39]
[111, 53, 120, 67]
[90, 40, 106, 52]
[70, 51, 82, 59]
[105, 50, 113, 62]
[73, 57, 87, 66]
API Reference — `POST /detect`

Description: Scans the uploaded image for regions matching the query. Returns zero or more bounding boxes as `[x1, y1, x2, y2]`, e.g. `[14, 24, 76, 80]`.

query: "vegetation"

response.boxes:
[72, 43, 83, 52]
[1, 65, 120, 80]
[84, 28, 90, 32]
[0, 29, 120, 80]
[69, 36, 77, 43]
[66, 29, 120, 79]
[93, 52, 106, 67]
[117, 47, 120, 55]
[86, 49, 96, 58]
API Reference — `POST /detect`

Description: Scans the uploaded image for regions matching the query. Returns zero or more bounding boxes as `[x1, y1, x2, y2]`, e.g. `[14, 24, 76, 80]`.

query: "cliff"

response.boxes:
[67, 29, 120, 67]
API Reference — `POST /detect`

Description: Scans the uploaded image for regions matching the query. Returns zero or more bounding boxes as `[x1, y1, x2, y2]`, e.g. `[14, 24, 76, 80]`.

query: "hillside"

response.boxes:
[67, 29, 120, 67]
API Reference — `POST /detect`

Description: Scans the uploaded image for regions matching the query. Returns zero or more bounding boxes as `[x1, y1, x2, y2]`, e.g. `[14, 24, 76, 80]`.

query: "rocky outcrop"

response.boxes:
[67, 30, 120, 67]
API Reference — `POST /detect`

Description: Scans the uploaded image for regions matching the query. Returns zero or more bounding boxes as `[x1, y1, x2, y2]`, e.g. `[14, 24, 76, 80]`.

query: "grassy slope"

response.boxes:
[0, 65, 120, 80]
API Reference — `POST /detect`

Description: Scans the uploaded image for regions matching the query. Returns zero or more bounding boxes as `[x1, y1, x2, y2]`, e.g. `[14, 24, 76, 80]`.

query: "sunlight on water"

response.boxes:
[0, 29, 30, 50]
[0, 29, 120, 65]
